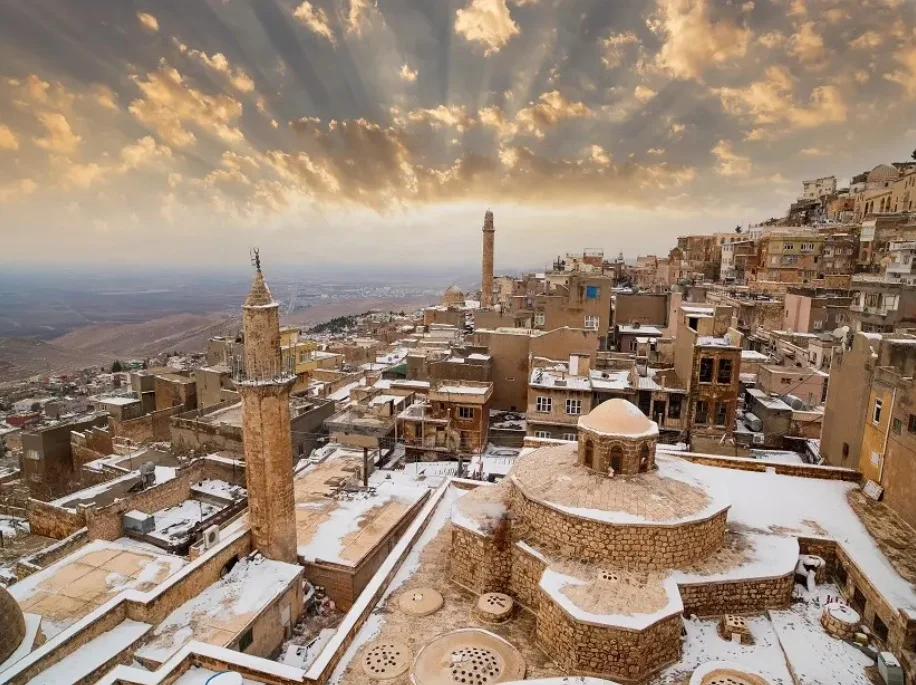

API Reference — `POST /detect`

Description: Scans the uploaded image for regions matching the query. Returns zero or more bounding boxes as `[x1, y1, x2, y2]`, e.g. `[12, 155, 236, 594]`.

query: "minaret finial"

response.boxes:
[250, 247, 261, 272]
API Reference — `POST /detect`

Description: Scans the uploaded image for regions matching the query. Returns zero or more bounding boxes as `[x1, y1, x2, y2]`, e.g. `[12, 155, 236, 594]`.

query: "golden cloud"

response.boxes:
[33, 112, 81, 154]
[514, 90, 593, 138]
[293, 2, 336, 44]
[399, 64, 418, 82]
[454, 0, 519, 55]
[137, 12, 159, 32]
[0, 178, 38, 203]
[601, 32, 640, 69]
[885, 45, 916, 98]
[178, 45, 256, 93]
[0, 123, 19, 150]
[128, 62, 244, 147]
[711, 140, 751, 176]
[652, 0, 750, 79]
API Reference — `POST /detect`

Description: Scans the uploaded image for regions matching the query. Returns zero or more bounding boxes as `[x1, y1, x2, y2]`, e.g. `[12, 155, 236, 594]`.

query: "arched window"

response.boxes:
[609, 445, 623, 474]
[584, 440, 594, 469]
[639, 443, 650, 472]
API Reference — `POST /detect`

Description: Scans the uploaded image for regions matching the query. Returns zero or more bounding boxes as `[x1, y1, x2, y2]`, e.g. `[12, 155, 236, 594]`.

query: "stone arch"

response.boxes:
[608, 444, 624, 474]
[639, 442, 651, 472]
[584, 439, 594, 469]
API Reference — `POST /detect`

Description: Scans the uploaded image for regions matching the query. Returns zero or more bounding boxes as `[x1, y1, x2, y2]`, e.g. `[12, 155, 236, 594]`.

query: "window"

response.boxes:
[584, 439, 594, 467]
[534, 430, 550, 439]
[239, 628, 254, 652]
[873, 615, 889, 643]
[717, 359, 733, 384]
[835, 562, 848, 587]
[842, 442, 849, 458]
[534, 313, 545, 327]
[585, 285, 599, 299]
[908, 413, 916, 434]
[536, 396, 552, 413]
[892, 418, 902, 435]
[629, 339, 638, 352]
[699, 358, 714, 383]
[584, 315, 599, 330]
[695, 400, 709, 424]
[562, 433, 577, 442]
[669, 395, 682, 419]
[780, 377, 792, 385]
[813, 320, 823, 331]
[638, 443, 650, 472]
[566, 399, 582, 415]
[458, 406, 474, 419]
[873, 398, 883, 424]
[714, 402, 728, 426]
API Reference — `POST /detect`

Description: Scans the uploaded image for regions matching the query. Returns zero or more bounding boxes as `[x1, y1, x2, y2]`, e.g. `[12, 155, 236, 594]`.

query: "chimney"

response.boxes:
[481, 210, 495, 308]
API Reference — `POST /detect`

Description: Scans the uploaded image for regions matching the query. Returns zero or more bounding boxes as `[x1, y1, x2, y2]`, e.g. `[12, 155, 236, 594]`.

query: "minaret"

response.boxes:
[236, 251, 298, 563]
[481, 210, 495, 308]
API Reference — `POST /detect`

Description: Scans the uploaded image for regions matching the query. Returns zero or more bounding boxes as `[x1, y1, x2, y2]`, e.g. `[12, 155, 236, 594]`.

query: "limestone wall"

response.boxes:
[509, 482, 728, 569]
[535, 588, 682, 683]
[508, 543, 547, 612]
[449, 525, 511, 594]
[678, 573, 793, 616]
[27, 498, 84, 539]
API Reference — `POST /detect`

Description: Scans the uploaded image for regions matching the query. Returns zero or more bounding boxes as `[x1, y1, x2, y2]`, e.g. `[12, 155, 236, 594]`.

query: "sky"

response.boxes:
[0, 0, 915, 270]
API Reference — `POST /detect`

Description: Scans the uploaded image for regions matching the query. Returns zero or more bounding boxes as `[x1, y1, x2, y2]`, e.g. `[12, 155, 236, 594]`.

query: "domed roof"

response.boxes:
[867, 164, 899, 184]
[0, 585, 26, 664]
[441, 284, 465, 306]
[578, 398, 659, 438]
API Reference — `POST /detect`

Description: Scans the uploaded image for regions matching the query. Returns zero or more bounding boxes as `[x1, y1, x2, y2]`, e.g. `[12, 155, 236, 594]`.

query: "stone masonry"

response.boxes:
[481, 210, 495, 308]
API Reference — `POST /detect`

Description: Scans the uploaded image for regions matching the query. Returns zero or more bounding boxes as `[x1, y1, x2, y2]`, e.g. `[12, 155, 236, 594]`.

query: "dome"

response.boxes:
[441, 284, 465, 307]
[578, 399, 659, 438]
[866, 164, 899, 184]
[0, 585, 26, 664]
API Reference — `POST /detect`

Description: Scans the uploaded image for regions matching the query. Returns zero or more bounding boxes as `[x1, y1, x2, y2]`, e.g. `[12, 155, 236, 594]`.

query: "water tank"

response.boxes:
[744, 412, 763, 432]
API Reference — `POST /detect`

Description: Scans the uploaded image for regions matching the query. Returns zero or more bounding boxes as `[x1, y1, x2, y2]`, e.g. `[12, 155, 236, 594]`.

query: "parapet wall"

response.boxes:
[665, 450, 860, 482]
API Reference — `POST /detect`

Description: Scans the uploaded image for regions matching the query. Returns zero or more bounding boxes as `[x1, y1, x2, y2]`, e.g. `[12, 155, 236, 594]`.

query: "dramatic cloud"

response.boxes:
[128, 63, 244, 147]
[293, 2, 337, 44]
[137, 12, 159, 33]
[454, 0, 519, 55]
[0, 123, 18, 150]
[652, 0, 750, 79]
[0, 0, 914, 266]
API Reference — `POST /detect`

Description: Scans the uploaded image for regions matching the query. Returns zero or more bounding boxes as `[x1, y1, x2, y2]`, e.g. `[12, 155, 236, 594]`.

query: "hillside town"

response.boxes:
[0, 162, 915, 685]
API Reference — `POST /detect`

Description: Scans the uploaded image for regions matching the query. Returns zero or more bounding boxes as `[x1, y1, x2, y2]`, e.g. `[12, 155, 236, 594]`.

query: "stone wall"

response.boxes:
[70, 427, 114, 466]
[509, 482, 728, 569]
[669, 451, 861, 482]
[111, 405, 183, 444]
[17, 527, 89, 579]
[508, 543, 547, 612]
[578, 430, 656, 475]
[535, 590, 682, 684]
[449, 525, 511, 594]
[678, 573, 794, 616]
[26, 498, 85, 539]
[170, 406, 244, 456]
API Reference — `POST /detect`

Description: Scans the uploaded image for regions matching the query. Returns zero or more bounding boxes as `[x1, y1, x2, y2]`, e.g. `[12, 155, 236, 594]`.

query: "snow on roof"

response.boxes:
[97, 396, 141, 406]
[136, 555, 301, 664]
[680, 305, 715, 314]
[147, 499, 223, 544]
[741, 350, 769, 361]
[697, 335, 737, 347]
[618, 325, 663, 336]
[468, 353, 492, 360]
[747, 388, 793, 411]
[27, 619, 151, 685]
[328, 381, 360, 402]
[435, 384, 490, 394]
[530, 366, 591, 390]
[589, 369, 630, 391]
[190, 479, 246, 501]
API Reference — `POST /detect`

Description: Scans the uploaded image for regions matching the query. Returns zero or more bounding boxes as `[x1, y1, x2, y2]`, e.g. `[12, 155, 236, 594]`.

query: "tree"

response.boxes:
[912, 147, 916, 161]
[111, 360, 123, 373]
[735, 224, 743, 234]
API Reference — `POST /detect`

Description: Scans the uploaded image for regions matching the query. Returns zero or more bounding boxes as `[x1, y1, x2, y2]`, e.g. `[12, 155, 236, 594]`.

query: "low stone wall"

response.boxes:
[666, 450, 860, 482]
[535, 588, 682, 684]
[85, 461, 204, 541]
[509, 481, 728, 569]
[449, 525, 511, 594]
[17, 527, 89, 579]
[111, 405, 183, 444]
[679, 573, 794, 617]
[27, 498, 84, 539]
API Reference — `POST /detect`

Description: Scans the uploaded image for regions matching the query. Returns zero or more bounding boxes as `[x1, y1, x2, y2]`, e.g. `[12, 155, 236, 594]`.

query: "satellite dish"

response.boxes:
[832, 325, 849, 340]
[204, 673, 244, 685]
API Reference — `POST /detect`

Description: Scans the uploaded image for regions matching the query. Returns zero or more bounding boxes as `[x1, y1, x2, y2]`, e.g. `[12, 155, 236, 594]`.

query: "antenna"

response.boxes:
[250, 247, 261, 271]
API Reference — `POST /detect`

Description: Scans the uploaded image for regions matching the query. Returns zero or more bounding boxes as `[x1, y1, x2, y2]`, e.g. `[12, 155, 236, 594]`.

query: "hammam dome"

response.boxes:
[441, 284, 465, 307]
[867, 164, 899, 185]
[0, 585, 26, 664]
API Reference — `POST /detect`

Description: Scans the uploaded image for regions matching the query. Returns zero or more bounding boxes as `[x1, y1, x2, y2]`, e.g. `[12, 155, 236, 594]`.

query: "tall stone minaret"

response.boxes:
[481, 210, 495, 308]
[237, 253, 298, 563]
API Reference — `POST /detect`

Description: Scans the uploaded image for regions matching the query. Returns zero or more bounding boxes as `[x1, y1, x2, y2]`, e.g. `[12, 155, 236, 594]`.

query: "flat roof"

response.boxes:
[293, 452, 430, 566]
[8, 539, 186, 641]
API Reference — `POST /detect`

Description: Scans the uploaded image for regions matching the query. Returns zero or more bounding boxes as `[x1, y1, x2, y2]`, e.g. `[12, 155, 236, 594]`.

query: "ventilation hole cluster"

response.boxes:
[448, 647, 503, 685]
[706, 677, 755, 685]
[485, 594, 508, 608]
[724, 615, 748, 628]
[410, 592, 425, 602]
[363, 643, 408, 677]
[599, 569, 620, 582]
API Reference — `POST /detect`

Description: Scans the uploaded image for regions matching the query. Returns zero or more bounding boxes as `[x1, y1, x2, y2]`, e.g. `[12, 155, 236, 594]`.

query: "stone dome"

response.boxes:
[442, 284, 465, 307]
[0, 585, 26, 664]
[578, 399, 659, 438]
[867, 164, 899, 184]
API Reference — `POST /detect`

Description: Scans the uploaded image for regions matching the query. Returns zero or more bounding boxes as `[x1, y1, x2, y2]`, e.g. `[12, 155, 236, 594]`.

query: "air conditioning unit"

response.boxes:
[203, 525, 220, 549]
[877, 652, 903, 685]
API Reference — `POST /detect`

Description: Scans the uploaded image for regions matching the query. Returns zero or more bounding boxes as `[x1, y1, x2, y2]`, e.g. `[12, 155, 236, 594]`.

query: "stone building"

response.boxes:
[526, 354, 594, 441]
[450, 399, 796, 683]
[397, 380, 493, 459]
[848, 277, 916, 333]
[782, 288, 853, 335]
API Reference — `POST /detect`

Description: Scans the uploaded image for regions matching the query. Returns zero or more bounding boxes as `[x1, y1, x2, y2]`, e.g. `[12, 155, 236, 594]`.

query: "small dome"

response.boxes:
[578, 399, 659, 438]
[0, 585, 26, 664]
[867, 164, 899, 184]
[441, 284, 465, 307]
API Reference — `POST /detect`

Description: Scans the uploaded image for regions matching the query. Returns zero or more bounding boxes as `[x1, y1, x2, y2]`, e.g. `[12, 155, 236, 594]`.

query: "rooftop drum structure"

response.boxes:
[577, 397, 659, 475]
